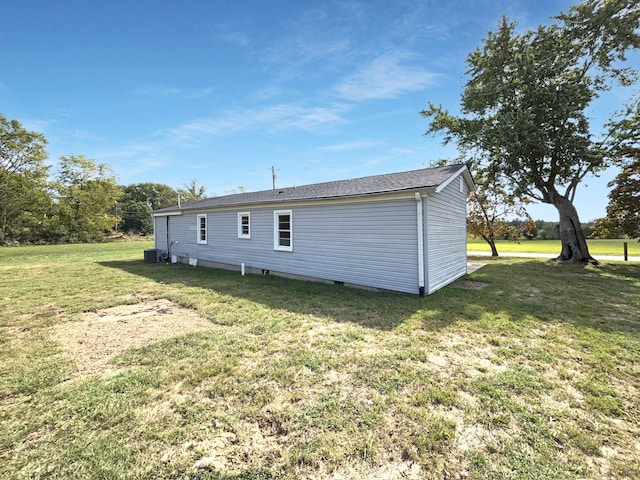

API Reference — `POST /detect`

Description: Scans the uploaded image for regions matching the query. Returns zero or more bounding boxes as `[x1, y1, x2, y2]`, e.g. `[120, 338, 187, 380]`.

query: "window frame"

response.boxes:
[196, 214, 208, 244]
[237, 212, 251, 239]
[273, 210, 293, 252]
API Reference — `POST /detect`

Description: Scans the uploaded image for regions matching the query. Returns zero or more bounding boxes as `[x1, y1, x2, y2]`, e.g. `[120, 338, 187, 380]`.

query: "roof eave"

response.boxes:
[152, 210, 183, 217]
[152, 187, 438, 215]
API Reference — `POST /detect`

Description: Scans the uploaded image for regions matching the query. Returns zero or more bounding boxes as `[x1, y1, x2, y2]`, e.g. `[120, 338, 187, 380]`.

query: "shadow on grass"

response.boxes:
[98, 257, 640, 335]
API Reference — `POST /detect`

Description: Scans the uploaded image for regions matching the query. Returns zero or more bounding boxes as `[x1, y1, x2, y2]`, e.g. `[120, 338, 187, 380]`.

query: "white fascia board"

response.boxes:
[163, 190, 436, 214]
[434, 165, 476, 194]
[152, 211, 183, 217]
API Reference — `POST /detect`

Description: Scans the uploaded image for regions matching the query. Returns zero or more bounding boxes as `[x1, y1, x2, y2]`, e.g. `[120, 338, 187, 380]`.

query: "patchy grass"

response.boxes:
[1, 242, 639, 479]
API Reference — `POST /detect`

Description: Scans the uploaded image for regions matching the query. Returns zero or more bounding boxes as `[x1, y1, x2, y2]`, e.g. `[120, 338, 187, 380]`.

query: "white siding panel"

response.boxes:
[424, 174, 468, 294]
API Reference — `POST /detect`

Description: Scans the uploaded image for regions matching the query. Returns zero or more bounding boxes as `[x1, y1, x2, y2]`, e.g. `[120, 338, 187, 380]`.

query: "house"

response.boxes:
[152, 163, 475, 296]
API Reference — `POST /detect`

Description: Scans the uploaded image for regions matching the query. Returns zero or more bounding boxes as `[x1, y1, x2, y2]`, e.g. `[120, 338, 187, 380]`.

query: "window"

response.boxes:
[238, 212, 250, 239]
[197, 214, 207, 244]
[274, 210, 292, 251]
[459, 176, 465, 194]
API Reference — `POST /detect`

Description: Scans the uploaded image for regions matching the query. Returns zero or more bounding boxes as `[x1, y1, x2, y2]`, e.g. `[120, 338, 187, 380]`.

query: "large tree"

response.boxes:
[594, 95, 640, 240]
[52, 155, 122, 242]
[422, 0, 640, 263]
[178, 179, 207, 204]
[119, 182, 177, 234]
[122, 182, 177, 211]
[0, 114, 50, 244]
[468, 179, 533, 256]
[593, 160, 640, 239]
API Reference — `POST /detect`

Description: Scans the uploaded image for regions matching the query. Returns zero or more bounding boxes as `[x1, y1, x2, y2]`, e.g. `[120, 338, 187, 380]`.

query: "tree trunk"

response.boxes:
[488, 240, 499, 257]
[549, 193, 597, 264]
[481, 235, 499, 256]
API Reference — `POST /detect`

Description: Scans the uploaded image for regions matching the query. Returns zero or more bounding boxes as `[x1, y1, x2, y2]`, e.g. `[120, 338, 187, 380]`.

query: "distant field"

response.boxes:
[468, 238, 640, 256]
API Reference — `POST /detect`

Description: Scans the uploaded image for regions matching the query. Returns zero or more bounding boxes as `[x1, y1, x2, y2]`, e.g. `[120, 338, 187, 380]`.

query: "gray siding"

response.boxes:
[152, 174, 471, 296]
[424, 175, 468, 294]
[154, 216, 168, 251]
[156, 197, 421, 294]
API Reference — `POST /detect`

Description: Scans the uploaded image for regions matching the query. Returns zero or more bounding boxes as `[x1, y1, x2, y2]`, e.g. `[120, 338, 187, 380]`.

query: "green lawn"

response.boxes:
[468, 238, 640, 256]
[1, 242, 639, 479]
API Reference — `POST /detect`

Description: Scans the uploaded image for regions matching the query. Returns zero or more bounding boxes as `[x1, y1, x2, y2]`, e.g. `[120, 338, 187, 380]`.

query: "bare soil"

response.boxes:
[52, 299, 214, 377]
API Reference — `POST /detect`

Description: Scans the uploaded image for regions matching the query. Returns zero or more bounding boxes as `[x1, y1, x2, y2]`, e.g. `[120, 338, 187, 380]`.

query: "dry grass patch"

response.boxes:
[51, 299, 217, 377]
[456, 280, 490, 290]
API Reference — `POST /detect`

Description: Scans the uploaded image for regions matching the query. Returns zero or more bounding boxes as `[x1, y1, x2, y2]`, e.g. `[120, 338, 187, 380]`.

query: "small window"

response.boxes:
[197, 214, 207, 244]
[238, 212, 250, 239]
[459, 176, 465, 194]
[274, 210, 292, 252]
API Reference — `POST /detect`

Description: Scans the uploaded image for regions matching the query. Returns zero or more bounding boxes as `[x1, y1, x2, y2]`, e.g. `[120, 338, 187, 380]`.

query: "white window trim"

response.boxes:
[197, 214, 207, 244]
[273, 210, 293, 252]
[237, 212, 251, 239]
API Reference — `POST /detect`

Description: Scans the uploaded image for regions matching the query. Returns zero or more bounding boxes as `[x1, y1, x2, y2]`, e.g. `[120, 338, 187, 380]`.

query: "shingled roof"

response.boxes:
[153, 163, 471, 214]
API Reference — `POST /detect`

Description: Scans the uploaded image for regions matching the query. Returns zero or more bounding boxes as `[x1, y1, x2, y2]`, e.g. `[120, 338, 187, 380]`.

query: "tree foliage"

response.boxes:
[0, 114, 48, 175]
[0, 113, 207, 244]
[422, 0, 640, 263]
[122, 182, 177, 210]
[178, 179, 207, 204]
[52, 155, 123, 242]
[119, 182, 177, 234]
[594, 95, 640, 239]
[467, 179, 534, 256]
[593, 160, 640, 239]
[0, 114, 50, 244]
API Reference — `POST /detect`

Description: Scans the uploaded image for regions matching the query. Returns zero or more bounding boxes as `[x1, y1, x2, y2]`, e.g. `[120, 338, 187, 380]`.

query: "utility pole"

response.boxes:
[272, 166, 276, 190]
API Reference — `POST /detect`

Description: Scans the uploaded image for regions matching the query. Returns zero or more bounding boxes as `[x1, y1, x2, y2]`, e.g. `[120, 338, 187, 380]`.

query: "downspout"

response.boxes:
[415, 192, 426, 297]
[166, 216, 170, 257]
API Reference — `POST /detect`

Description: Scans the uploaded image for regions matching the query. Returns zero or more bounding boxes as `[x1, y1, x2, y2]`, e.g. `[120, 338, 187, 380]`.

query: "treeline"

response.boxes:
[506, 219, 598, 241]
[3, 112, 634, 247]
[1, 113, 203, 246]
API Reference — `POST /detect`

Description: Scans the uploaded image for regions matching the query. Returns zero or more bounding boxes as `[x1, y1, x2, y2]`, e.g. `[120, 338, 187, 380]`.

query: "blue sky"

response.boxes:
[1, 0, 637, 221]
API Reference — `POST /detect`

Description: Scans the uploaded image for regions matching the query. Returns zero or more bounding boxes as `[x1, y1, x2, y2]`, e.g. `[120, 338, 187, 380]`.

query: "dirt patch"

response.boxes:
[457, 280, 490, 290]
[52, 299, 215, 378]
[511, 285, 542, 301]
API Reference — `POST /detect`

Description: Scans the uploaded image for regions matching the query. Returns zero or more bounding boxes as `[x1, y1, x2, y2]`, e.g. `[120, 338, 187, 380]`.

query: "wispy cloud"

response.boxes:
[90, 102, 352, 181]
[15, 115, 104, 147]
[260, 35, 351, 82]
[20, 118, 56, 133]
[60, 128, 105, 143]
[161, 103, 351, 146]
[182, 87, 215, 99]
[212, 25, 250, 47]
[96, 142, 164, 161]
[257, 6, 352, 82]
[91, 142, 174, 181]
[334, 52, 439, 101]
[319, 139, 382, 152]
[135, 85, 182, 96]
[134, 85, 214, 99]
